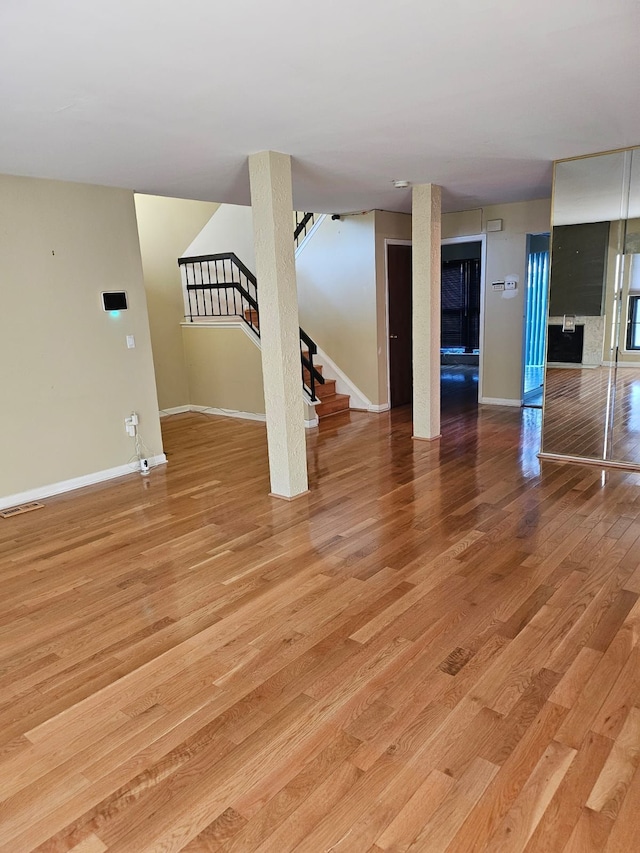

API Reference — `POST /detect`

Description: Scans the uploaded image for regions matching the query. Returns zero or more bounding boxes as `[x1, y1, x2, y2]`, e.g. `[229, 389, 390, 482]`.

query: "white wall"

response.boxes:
[0, 174, 163, 502]
[443, 198, 551, 404]
[183, 203, 256, 270]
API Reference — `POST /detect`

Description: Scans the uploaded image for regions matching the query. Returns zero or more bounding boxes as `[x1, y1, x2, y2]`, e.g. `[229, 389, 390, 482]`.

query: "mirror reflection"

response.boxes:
[541, 146, 640, 468]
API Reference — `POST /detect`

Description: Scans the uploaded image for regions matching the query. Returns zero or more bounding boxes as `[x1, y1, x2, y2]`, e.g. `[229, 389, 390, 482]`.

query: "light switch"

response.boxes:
[126, 335, 135, 349]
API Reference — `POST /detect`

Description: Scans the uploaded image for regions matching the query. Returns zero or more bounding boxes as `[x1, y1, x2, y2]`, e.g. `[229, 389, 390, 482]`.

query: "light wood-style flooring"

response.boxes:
[2, 401, 640, 851]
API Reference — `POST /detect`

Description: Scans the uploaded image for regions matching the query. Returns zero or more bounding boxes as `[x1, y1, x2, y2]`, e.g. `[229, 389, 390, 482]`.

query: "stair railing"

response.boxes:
[294, 212, 316, 248]
[178, 252, 325, 401]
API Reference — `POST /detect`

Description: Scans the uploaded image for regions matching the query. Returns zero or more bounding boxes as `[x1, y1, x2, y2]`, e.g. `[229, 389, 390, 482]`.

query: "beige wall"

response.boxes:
[135, 194, 219, 410]
[182, 325, 265, 414]
[296, 213, 379, 403]
[0, 174, 163, 500]
[444, 198, 552, 403]
[374, 210, 412, 405]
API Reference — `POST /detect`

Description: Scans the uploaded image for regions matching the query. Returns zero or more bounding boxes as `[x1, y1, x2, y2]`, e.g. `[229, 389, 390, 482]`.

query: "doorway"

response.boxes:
[386, 236, 486, 410]
[387, 243, 413, 407]
[522, 233, 550, 407]
[440, 237, 486, 407]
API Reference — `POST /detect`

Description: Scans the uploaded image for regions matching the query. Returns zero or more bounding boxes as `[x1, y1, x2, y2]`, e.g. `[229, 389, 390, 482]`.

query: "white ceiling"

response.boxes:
[1, 0, 639, 213]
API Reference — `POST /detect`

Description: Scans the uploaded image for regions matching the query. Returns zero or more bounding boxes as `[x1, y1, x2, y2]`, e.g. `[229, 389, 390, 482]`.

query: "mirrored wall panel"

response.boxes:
[541, 145, 640, 468]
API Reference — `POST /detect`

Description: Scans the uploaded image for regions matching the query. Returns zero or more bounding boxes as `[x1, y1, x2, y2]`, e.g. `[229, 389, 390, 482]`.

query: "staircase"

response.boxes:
[304, 362, 351, 418]
[179, 249, 352, 420]
[246, 309, 350, 419]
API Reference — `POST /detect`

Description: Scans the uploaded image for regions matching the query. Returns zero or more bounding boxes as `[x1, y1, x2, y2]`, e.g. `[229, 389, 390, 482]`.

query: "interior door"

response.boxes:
[387, 244, 412, 407]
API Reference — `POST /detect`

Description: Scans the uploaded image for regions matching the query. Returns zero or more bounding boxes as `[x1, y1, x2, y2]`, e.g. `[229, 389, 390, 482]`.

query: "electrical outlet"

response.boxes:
[125, 414, 138, 436]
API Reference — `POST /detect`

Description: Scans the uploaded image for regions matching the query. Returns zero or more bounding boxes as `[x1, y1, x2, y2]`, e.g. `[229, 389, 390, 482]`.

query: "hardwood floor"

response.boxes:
[2, 401, 640, 851]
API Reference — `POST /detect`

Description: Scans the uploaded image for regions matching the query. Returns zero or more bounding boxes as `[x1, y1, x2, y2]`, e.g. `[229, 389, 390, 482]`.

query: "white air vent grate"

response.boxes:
[0, 502, 45, 518]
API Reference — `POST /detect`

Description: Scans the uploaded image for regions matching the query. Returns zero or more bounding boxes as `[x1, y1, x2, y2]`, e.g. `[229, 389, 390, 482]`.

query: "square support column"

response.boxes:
[412, 183, 442, 440]
[248, 151, 308, 499]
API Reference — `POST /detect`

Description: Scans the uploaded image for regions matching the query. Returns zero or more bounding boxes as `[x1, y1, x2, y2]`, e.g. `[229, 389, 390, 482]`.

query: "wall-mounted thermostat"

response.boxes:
[486, 219, 503, 232]
[101, 291, 128, 312]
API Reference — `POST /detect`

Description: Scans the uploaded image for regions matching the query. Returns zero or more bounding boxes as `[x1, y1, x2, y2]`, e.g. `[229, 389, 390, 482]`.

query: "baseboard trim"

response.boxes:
[190, 405, 266, 422]
[0, 454, 168, 512]
[538, 452, 640, 472]
[547, 362, 598, 369]
[162, 404, 317, 429]
[269, 489, 311, 501]
[368, 403, 391, 413]
[479, 397, 522, 407]
[159, 405, 191, 417]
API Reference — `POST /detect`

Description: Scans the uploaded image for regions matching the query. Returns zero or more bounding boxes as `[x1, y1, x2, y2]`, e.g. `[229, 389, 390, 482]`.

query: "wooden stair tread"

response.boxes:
[315, 393, 350, 418]
[244, 316, 349, 418]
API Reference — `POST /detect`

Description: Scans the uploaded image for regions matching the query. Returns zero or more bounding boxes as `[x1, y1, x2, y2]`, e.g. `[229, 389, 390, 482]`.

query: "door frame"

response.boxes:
[385, 234, 487, 406]
[521, 232, 550, 404]
[440, 234, 486, 403]
[385, 239, 413, 407]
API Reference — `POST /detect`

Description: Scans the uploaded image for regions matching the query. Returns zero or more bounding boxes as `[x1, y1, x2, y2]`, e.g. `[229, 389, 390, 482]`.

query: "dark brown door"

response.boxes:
[388, 244, 412, 407]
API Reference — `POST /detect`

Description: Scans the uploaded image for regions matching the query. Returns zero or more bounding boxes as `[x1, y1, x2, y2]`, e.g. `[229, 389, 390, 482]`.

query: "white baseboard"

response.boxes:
[162, 404, 318, 429]
[368, 403, 390, 413]
[602, 361, 640, 368]
[0, 454, 167, 512]
[311, 344, 372, 411]
[547, 362, 598, 369]
[479, 397, 522, 407]
[190, 405, 266, 422]
[159, 405, 191, 417]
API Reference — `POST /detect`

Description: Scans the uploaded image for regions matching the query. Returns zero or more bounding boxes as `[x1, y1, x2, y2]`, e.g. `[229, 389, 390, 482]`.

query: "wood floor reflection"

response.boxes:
[2, 403, 640, 850]
[543, 366, 640, 464]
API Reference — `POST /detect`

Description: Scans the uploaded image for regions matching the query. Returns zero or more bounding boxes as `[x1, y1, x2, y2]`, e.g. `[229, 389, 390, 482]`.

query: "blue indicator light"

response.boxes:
[109, 310, 120, 318]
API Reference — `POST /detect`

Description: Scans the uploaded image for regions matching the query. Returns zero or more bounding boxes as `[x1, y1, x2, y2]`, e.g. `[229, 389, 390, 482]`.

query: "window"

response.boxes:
[626, 255, 640, 350]
[628, 295, 640, 350]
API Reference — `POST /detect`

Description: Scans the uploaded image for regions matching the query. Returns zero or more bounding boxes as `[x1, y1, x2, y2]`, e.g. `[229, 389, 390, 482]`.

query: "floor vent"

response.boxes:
[0, 502, 45, 518]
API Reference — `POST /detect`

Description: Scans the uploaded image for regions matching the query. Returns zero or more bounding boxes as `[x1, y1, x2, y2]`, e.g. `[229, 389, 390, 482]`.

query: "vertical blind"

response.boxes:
[525, 251, 549, 368]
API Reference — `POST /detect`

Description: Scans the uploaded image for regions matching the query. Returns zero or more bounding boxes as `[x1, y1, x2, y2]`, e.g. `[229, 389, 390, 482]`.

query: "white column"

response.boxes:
[412, 183, 442, 440]
[248, 150, 308, 499]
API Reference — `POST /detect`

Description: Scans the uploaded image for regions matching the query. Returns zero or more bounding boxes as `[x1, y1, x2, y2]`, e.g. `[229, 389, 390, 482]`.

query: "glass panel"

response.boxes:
[541, 151, 629, 463]
[610, 148, 640, 465]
